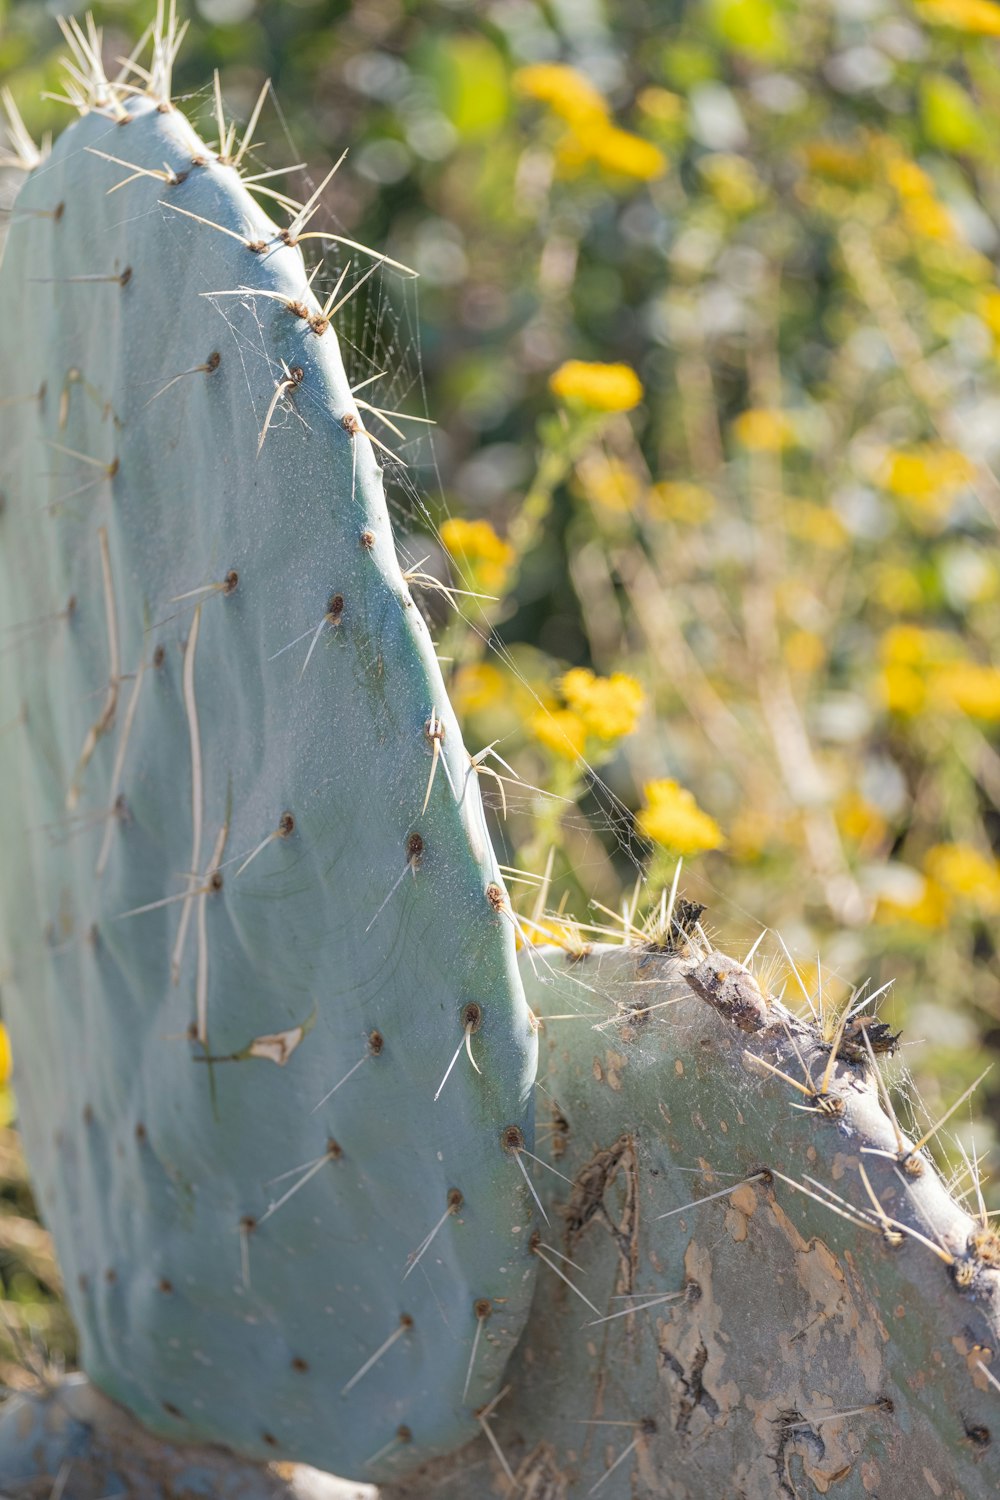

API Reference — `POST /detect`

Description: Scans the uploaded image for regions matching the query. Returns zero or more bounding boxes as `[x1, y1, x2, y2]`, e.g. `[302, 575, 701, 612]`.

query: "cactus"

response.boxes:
[2, 14, 1000, 1500]
[0, 12, 536, 1485]
[381, 941, 1000, 1498]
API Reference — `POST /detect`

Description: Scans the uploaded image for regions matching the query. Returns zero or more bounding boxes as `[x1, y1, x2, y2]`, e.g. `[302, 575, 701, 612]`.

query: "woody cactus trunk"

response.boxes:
[0, 14, 998, 1500]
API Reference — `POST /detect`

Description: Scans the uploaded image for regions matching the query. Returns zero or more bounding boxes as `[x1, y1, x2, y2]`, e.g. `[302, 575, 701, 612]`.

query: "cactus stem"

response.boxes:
[95, 658, 147, 877]
[584, 1293, 685, 1328]
[856, 1161, 905, 1248]
[341, 1315, 413, 1397]
[171, 605, 203, 983]
[403, 1189, 463, 1280]
[257, 361, 305, 456]
[169, 570, 238, 606]
[976, 1360, 1000, 1395]
[770, 1170, 880, 1236]
[655, 1171, 768, 1222]
[143, 350, 221, 408]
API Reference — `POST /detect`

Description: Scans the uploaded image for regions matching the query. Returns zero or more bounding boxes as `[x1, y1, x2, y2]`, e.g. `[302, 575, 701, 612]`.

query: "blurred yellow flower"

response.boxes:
[872, 562, 925, 613]
[875, 873, 951, 929]
[530, 707, 588, 759]
[549, 361, 644, 413]
[560, 668, 645, 740]
[587, 126, 667, 181]
[636, 87, 684, 124]
[931, 660, 1000, 719]
[879, 444, 974, 524]
[978, 288, 1000, 336]
[637, 779, 726, 856]
[924, 843, 1000, 911]
[877, 625, 955, 715]
[783, 500, 848, 549]
[451, 661, 508, 717]
[885, 158, 936, 201]
[575, 452, 642, 513]
[440, 516, 515, 594]
[513, 63, 607, 125]
[0, 1023, 10, 1085]
[783, 630, 826, 675]
[731, 408, 798, 452]
[836, 791, 888, 851]
[917, 0, 1000, 35]
[647, 480, 716, 524]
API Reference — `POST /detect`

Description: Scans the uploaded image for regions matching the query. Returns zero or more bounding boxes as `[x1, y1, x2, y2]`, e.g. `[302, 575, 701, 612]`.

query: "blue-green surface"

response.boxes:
[0, 94, 536, 1483]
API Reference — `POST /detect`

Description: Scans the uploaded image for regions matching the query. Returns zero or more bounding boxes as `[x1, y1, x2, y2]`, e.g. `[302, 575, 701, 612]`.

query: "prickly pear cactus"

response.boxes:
[384, 942, 1000, 1499]
[0, 22, 536, 1485]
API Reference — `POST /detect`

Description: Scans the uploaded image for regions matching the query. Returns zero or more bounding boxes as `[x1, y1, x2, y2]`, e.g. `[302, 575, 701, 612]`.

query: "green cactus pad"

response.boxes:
[382, 943, 1000, 1498]
[0, 80, 536, 1483]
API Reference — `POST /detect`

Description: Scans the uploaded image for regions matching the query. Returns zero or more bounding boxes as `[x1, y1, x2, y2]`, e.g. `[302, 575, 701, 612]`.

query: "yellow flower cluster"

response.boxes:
[637, 779, 726, 857]
[0, 1023, 9, 1086]
[877, 842, 1000, 928]
[514, 62, 667, 182]
[916, 0, 1000, 35]
[549, 360, 644, 414]
[884, 153, 956, 242]
[451, 660, 508, 717]
[879, 443, 975, 525]
[530, 668, 644, 760]
[878, 626, 1000, 720]
[440, 516, 515, 594]
[731, 408, 799, 452]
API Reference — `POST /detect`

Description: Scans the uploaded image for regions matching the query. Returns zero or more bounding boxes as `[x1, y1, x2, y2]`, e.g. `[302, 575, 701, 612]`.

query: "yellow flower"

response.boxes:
[783, 630, 826, 675]
[731, 408, 798, 452]
[549, 360, 644, 413]
[636, 87, 684, 124]
[872, 562, 925, 613]
[885, 158, 936, 201]
[637, 779, 726, 857]
[783, 500, 848, 549]
[0, 1024, 10, 1086]
[560, 668, 645, 741]
[574, 452, 642, 513]
[877, 625, 957, 716]
[916, 0, 1000, 36]
[875, 872, 951, 929]
[931, 660, 1000, 719]
[440, 516, 515, 594]
[924, 843, 1000, 911]
[451, 661, 507, 717]
[647, 481, 716, 524]
[587, 125, 667, 181]
[836, 792, 888, 851]
[879, 444, 974, 525]
[513, 63, 608, 125]
[530, 707, 588, 759]
[978, 288, 1000, 336]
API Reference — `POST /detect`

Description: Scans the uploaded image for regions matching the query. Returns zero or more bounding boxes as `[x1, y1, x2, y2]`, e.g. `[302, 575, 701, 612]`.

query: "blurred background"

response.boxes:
[4, 0, 1000, 1388]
